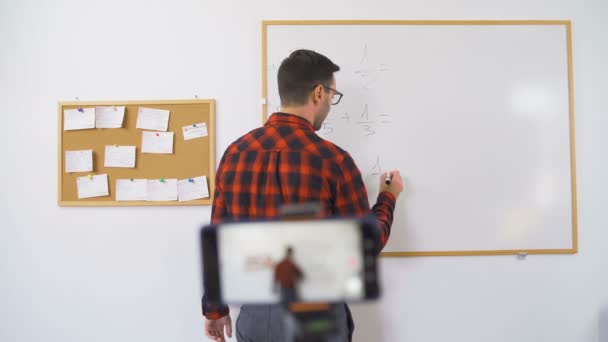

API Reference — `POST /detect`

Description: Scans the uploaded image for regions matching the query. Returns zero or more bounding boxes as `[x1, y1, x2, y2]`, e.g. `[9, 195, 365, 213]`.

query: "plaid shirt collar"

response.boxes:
[266, 112, 314, 131]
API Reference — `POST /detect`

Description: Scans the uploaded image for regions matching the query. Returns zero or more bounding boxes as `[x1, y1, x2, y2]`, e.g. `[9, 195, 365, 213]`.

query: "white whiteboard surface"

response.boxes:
[262, 21, 577, 256]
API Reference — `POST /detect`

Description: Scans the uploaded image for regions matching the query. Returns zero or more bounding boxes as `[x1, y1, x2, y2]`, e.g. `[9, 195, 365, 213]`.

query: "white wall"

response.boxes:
[0, 0, 606, 341]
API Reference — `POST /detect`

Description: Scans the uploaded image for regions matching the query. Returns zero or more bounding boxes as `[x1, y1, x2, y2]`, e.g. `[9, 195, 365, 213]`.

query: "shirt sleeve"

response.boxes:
[210, 155, 227, 225]
[202, 153, 230, 320]
[333, 152, 396, 253]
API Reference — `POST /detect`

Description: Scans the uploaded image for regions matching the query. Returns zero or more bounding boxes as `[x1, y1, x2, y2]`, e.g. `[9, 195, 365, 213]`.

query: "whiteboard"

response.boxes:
[262, 21, 577, 256]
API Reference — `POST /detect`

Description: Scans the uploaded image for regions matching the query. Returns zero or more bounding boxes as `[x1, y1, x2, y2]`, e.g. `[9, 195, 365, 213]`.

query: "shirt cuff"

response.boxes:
[378, 191, 396, 206]
[202, 297, 230, 320]
[204, 310, 229, 320]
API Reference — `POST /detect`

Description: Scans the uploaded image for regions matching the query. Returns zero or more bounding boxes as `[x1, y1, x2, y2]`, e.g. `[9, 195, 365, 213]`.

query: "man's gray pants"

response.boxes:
[236, 303, 354, 342]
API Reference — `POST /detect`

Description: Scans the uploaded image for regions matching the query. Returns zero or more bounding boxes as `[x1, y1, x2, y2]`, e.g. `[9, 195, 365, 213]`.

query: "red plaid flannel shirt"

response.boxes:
[203, 112, 396, 319]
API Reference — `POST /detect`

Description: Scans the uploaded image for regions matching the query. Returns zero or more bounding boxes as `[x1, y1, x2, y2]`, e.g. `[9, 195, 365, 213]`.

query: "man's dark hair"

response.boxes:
[277, 49, 340, 106]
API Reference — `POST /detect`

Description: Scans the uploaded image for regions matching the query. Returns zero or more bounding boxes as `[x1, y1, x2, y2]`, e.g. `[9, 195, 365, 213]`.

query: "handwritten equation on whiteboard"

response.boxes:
[319, 43, 392, 135]
[317, 44, 393, 178]
[354, 44, 390, 89]
[321, 104, 393, 137]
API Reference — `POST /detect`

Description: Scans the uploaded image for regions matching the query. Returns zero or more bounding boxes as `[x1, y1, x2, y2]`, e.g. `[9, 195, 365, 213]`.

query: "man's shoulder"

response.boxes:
[308, 134, 351, 161]
[224, 126, 267, 154]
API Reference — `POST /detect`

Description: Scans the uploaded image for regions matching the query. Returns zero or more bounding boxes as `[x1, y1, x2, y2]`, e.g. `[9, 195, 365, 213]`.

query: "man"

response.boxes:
[203, 49, 404, 342]
[273, 246, 304, 307]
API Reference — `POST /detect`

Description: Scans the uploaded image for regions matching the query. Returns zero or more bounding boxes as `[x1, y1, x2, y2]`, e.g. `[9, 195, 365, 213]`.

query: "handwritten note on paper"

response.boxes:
[95, 106, 125, 128]
[146, 179, 178, 201]
[141, 131, 174, 154]
[65, 149, 93, 173]
[136, 107, 170, 131]
[178, 176, 209, 201]
[116, 179, 147, 201]
[182, 122, 208, 140]
[64, 108, 95, 130]
[104, 145, 136, 168]
[76, 174, 109, 199]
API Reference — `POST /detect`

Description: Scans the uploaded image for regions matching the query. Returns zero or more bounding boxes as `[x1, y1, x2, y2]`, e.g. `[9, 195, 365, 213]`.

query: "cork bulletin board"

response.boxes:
[58, 99, 215, 206]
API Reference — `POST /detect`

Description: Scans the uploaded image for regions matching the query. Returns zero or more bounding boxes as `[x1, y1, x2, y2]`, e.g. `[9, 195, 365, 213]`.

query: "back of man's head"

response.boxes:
[277, 49, 340, 107]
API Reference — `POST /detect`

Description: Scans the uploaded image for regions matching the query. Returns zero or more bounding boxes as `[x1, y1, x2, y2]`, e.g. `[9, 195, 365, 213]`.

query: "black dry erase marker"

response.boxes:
[385, 173, 392, 185]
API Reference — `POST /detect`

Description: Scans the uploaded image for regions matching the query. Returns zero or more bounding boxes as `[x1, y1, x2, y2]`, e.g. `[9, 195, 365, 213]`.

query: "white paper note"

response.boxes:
[95, 106, 125, 128]
[64, 108, 95, 130]
[178, 176, 209, 201]
[104, 145, 136, 168]
[141, 131, 174, 154]
[76, 174, 109, 199]
[146, 179, 178, 201]
[116, 179, 147, 201]
[182, 122, 208, 140]
[136, 107, 170, 131]
[65, 149, 93, 173]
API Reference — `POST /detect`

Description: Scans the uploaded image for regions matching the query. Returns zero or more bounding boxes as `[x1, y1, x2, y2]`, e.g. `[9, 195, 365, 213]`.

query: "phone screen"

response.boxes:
[216, 219, 365, 304]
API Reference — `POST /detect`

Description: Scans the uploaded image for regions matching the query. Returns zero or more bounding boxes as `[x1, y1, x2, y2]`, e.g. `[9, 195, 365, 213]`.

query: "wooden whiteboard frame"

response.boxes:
[261, 20, 578, 257]
[58, 99, 216, 207]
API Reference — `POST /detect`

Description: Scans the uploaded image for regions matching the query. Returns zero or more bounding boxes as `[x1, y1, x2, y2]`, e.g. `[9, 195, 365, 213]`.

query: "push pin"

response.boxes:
[88, 174, 92, 180]
[156, 133, 160, 137]
[160, 178, 165, 183]
[75, 97, 84, 112]
[188, 178, 194, 183]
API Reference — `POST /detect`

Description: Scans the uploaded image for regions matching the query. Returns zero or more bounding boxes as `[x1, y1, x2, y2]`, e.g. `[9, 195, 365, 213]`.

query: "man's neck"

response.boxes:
[279, 106, 314, 126]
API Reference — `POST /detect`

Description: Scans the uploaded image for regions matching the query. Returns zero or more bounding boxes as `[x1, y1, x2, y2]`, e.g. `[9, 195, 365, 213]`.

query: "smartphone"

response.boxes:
[200, 217, 380, 305]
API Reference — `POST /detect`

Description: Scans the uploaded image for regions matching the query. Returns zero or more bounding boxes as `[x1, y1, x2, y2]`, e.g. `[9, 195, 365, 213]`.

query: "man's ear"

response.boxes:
[311, 85, 323, 104]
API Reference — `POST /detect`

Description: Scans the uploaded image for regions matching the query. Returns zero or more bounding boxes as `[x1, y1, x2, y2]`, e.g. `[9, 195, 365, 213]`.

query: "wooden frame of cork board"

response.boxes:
[58, 99, 215, 206]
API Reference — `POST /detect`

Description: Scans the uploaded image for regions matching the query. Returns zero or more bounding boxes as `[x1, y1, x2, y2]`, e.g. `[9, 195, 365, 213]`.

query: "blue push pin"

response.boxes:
[188, 178, 194, 183]
[77, 107, 84, 113]
[192, 124, 196, 127]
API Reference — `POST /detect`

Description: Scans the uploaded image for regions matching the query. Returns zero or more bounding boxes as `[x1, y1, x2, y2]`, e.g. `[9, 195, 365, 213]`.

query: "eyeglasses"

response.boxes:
[314, 84, 344, 105]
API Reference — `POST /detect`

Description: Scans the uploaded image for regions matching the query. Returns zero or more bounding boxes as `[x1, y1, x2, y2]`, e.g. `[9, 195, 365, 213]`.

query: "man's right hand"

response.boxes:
[380, 170, 404, 198]
[204, 315, 232, 342]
